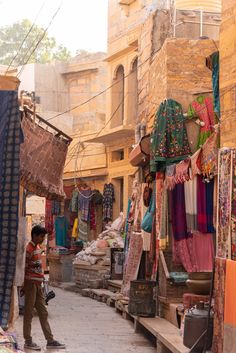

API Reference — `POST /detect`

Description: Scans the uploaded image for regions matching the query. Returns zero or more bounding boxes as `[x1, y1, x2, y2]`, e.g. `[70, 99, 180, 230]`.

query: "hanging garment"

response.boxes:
[69, 189, 79, 213]
[188, 95, 215, 148]
[78, 188, 92, 222]
[209, 51, 220, 118]
[172, 235, 198, 273]
[170, 183, 188, 241]
[72, 218, 78, 238]
[200, 131, 219, 179]
[165, 164, 176, 190]
[14, 217, 28, 286]
[78, 211, 89, 242]
[190, 148, 202, 178]
[192, 232, 214, 272]
[212, 258, 226, 353]
[51, 200, 61, 215]
[175, 158, 190, 184]
[223, 260, 236, 353]
[206, 179, 215, 233]
[197, 175, 208, 233]
[159, 189, 169, 249]
[150, 99, 191, 172]
[0, 90, 21, 328]
[55, 216, 69, 247]
[103, 183, 115, 221]
[45, 200, 54, 235]
[184, 177, 197, 232]
[90, 202, 96, 231]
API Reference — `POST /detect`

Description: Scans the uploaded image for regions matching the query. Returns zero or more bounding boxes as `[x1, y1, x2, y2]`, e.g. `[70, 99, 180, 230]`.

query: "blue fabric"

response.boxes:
[0, 90, 21, 328]
[55, 216, 69, 247]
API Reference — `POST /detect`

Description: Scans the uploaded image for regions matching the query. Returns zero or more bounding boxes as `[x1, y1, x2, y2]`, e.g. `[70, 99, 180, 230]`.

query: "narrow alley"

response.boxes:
[15, 288, 156, 353]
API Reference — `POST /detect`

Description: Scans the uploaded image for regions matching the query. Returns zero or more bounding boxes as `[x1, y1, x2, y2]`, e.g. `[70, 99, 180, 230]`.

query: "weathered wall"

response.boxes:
[138, 38, 216, 131]
[220, 0, 236, 147]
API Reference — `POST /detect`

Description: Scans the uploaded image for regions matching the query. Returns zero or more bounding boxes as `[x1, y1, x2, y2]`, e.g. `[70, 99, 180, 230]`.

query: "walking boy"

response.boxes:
[22, 225, 65, 351]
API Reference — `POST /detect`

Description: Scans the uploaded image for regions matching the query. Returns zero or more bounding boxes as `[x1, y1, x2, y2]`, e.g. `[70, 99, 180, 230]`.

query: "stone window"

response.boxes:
[111, 65, 125, 128]
[127, 57, 138, 124]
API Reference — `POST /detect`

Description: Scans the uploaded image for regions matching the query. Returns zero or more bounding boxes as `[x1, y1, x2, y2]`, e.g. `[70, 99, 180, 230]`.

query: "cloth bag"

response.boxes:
[141, 191, 155, 233]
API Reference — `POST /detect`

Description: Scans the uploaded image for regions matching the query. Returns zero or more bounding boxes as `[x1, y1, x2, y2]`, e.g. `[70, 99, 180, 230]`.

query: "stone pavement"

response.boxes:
[14, 288, 156, 353]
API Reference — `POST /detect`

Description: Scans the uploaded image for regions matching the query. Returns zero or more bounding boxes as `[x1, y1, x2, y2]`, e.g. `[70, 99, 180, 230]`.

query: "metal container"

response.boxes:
[183, 302, 213, 351]
[175, 0, 221, 12]
[128, 280, 156, 317]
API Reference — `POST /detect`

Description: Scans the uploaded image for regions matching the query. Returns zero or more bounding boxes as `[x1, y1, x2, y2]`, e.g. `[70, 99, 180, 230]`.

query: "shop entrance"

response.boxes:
[112, 177, 124, 219]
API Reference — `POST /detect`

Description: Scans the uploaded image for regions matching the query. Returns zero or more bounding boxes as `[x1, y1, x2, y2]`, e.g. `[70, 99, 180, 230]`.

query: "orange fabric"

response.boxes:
[224, 260, 236, 326]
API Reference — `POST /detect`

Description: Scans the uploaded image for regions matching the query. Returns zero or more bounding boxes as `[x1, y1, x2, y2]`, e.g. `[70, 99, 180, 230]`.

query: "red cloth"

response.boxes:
[45, 200, 54, 235]
[192, 232, 214, 271]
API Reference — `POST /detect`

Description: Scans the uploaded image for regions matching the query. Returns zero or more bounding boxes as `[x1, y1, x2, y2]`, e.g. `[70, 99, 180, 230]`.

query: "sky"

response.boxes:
[0, 0, 108, 55]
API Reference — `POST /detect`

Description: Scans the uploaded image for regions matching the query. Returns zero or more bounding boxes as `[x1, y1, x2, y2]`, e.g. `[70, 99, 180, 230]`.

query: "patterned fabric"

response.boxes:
[121, 231, 143, 296]
[78, 211, 89, 242]
[51, 200, 61, 215]
[20, 116, 68, 200]
[103, 183, 115, 221]
[170, 183, 188, 241]
[190, 148, 202, 178]
[0, 90, 21, 328]
[165, 164, 176, 190]
[212, 258, 226, 353]
[25, 241, 44, 283]
[188, 95, 215, 148]
[175, 158, 190, 184]
[223, 260, 236, 353]
[231, 150, 236, 260]
[150, 99, 191, 172]
[200, 131, 219, 179]
[90, 202, 96, 231]
[69, 189, 78, 212]
[217, 149, 232, 258]
[78, 188, 92, 222]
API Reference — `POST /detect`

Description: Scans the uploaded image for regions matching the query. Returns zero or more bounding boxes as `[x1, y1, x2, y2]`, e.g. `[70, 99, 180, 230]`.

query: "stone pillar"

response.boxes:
[220, 0, 236, 147]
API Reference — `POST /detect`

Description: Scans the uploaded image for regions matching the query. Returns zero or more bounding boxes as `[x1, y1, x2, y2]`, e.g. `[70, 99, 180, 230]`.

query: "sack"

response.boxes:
[143, 185, 152, 207]
[141, 189, 155, 233]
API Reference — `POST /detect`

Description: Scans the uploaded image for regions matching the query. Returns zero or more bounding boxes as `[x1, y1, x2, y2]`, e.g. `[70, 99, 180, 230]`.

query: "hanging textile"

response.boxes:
[121, 231, 143, 296]
[184, 177, 197, 232]
[69, 189, 79, 213]
[45, 200, 54, 234]
[0, 90, 21, 328]
[190, 148, 202, 178]
[223, 260, 236, 353]
[159, 189, 169, 249]
[170, 183, 197, 272]
[197, 175, 208, 233]
[51, 200, 61, 215]
[213, 258, 226, 353]
[78, 187, 92, 222]
[231, 150, 236, 260]
[192, 232, 214, 271]
[78, 211, 89, 242]
[103, 183, 115, 221]
[217, 149, 232, 258]
[14, 217, 28, 286]
[55, 216, 69, 247]
[200, 130, 219, 179]
[206, 179, 215, 233]
[20, 116, 68, 200]
[150, 99, 191, 172]
[72, 218, 78, 238]
[187, 95, 215, 148]
[207, 51, 220, 118]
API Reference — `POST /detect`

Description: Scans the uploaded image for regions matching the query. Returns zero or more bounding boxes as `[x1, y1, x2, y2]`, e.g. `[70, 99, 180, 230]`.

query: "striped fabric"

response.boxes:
[25, 241, 44, 283]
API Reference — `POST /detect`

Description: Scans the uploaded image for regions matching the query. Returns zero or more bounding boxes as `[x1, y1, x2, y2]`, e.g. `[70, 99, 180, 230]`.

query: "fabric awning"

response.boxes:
[20, 115, 69, 200]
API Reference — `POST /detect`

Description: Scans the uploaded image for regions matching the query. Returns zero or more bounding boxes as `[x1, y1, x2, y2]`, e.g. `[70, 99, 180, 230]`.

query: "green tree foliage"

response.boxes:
[0, 19, 71, 66]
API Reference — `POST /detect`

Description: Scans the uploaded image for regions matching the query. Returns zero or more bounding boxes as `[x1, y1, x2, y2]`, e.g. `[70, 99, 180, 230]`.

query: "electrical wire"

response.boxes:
[5, 0, 47, 74]
[17, 1, 63, 78]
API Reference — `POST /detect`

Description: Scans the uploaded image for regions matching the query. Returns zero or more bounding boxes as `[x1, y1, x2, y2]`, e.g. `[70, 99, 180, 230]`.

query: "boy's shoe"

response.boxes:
[46, 340, 66, 349]
[24, 341, 41, 351]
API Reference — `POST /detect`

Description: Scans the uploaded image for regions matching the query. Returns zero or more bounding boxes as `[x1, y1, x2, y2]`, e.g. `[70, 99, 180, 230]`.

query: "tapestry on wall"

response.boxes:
[20, 116, 68, 200]
[0, 90, 21, 328]
[217, 149, 232, 258]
